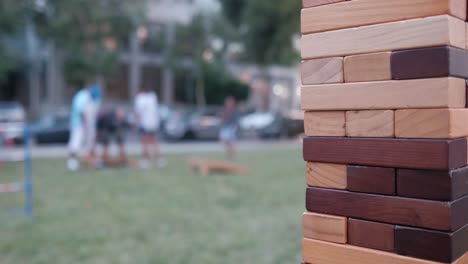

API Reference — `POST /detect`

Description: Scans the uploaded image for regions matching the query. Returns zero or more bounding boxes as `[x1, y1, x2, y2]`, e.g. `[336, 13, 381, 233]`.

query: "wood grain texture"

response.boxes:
[347, 166, 395, 195]
[346, 110, 394, 138]
[301, 0, 467, 34]
[303, 238, 443, 264]
[344, 52, 391, 82]
[395, 109, 468, 139]
[302, 0, 347, 8]
[302, 212, 347, 243]
[395, 224, 468, 263]
[301, 57, 343, 85]
[397, 167, 468, 201]
[304, 111, 345, 136]
[303, 137, 468, 170]
[348, 219, 394, 252]
[306, 162, 347, 189]
[306, 187, 467, 231]
[301, 77, 466, 111]
[391, 46, 468, 80]
[301, 15, 466, 59]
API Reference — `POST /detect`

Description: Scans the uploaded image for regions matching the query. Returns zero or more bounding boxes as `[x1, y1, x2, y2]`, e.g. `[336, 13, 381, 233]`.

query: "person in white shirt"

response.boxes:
[134, 88, 166, 168]
[67, 84, 102, 171]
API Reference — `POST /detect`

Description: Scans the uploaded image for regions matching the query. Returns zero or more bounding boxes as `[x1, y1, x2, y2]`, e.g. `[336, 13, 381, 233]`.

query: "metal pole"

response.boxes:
[23, 126, 33, 216]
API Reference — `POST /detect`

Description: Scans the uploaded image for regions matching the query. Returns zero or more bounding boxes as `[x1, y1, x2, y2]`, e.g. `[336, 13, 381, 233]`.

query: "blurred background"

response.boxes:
[0, 0, 303, 146]
[0, 1, 304, 263]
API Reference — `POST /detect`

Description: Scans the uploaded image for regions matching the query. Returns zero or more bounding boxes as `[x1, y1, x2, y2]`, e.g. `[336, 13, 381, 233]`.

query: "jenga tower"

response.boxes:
[300, 1, 468, 263]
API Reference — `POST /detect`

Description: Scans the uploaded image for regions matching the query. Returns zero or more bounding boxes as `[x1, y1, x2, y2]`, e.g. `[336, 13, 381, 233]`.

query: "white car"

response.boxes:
[239, 112, 277, 138]
[0, 102, 26, 144]
[240, 112, 275, 130]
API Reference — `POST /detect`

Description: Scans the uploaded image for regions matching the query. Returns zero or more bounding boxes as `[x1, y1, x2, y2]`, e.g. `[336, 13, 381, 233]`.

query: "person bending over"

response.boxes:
[96, 107, 128, 167]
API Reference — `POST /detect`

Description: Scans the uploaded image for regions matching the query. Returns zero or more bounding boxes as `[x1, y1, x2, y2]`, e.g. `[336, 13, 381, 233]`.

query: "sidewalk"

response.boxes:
[2, 140, 301, 159]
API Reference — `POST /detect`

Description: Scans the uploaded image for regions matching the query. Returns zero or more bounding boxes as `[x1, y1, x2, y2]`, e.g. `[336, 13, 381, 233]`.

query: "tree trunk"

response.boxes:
[195, 74, 206, 108]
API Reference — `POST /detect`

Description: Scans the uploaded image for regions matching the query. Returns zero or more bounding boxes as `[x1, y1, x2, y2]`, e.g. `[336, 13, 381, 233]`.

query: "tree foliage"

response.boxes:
[217, 0, 247, 28]
[170, 14, 249, 105]
[202, 61, 249, 105]
[32, 0, 144, 86]
[0, 0, 28, 83]
[0, 0, 144, 86]
[219, 0, 301, 66]
[0, 0, 28, 34]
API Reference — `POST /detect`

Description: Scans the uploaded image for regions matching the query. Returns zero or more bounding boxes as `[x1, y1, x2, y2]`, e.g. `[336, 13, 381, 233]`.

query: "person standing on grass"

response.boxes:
[219, 96, 240, 159]
[67, 83, 102, 171]
[134, 88, 166, 168]
[86, 82, 103, 157]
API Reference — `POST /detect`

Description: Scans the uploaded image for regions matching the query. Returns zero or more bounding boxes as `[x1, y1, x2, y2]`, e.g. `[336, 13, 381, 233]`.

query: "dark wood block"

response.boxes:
[452, 195, 468, 233]
[303, 137, 467, 170]
[395, 224, 468, 263]
[452, 167, 468, 201]
[347, 166, 395, 195]
[391, 46, 468, 80]
[306, 187, 468, 231]
[466, 80, 468, 108]
[348, 218, 394, 252]
[397, 166, 468, 201]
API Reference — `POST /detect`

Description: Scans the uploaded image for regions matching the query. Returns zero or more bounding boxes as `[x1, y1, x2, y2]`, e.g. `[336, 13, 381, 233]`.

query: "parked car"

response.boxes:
[162, 109, 190, 140]
[240, 111, 304, 139]
[239, 112, 277, 138]
[257, 113, 284, 139]
[163, 107, 222, 141]
[280, 110, 304, 138]
[31, 113, 70, 144]
[0, 102, 26, 145]
[189, 107, 222, 140]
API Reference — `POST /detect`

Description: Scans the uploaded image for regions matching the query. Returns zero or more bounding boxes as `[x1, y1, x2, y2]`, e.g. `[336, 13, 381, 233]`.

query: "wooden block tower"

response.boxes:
[300, 1, 468, 263]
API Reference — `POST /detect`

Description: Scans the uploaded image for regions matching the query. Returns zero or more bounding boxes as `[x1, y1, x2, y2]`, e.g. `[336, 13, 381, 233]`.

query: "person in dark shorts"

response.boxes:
[134, 88, 166, 168]
[96, 107, 128, 166]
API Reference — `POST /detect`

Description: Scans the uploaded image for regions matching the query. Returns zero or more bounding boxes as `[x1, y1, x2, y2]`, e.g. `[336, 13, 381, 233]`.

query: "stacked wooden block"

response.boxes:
[300, 1, 468, 263]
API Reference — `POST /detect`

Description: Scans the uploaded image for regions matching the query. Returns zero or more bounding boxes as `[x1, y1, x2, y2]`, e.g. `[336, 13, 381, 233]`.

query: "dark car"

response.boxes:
[240, 111, 304, 139]
[31, 113, 70, 144]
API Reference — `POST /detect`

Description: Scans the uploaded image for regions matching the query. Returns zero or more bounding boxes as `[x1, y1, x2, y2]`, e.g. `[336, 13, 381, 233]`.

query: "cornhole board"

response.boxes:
[188, 158, 249, 176]
[81, 156, 139, 169]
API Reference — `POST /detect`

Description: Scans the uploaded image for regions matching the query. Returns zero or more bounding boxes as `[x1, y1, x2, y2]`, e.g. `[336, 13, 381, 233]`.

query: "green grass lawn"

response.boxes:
[0, 148, 304, 264]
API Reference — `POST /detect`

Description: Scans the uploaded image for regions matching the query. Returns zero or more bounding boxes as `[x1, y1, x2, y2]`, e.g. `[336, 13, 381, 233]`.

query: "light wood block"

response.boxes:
[301, 57, 343, 85]
[301, 0, 467, 34]
[302, 15, 466, 59]
[396, 109, 468, 139]
[306, 162, 347, 189]
[303, 0, 347, 8]
[344, 52, 391, 83]
[304, 111, 345, 136]
[466, 23, 468, 50]
[346, 110, 394, 138]
[302, 212, 347, 243]
[303, 239, 443, 264]
[454, 253, 468, 264]
[301, 77, 465, 111]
